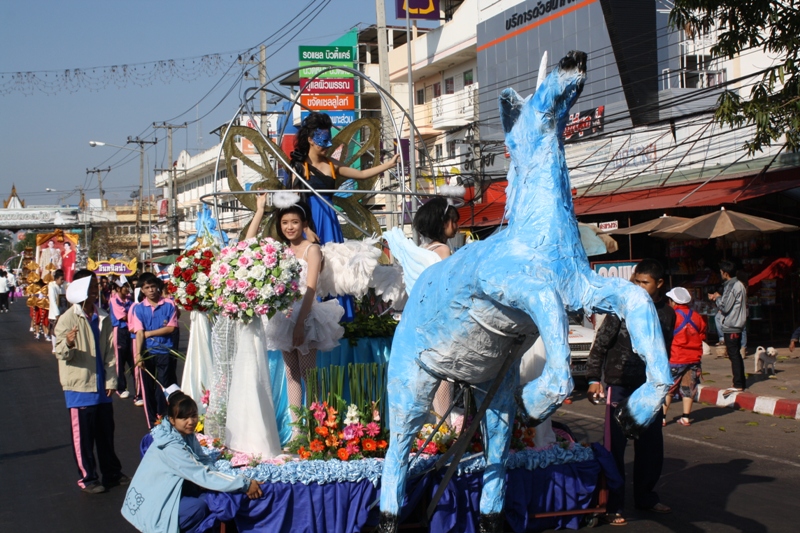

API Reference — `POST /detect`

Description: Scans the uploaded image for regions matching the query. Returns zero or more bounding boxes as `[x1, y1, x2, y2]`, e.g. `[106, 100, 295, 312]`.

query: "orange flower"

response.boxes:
[298, 446, 311, 459]
[361, 438, 377, 452]
[377, 440, 388, 449]
[325, 435, 340, 448]
[309, 439, 325, 453]
[337, 448, 350, 461]
[315, 426, 330, 438]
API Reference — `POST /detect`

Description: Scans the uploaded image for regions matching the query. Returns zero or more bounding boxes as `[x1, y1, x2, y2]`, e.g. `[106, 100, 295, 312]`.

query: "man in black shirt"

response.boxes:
[586, 259, 675, 525]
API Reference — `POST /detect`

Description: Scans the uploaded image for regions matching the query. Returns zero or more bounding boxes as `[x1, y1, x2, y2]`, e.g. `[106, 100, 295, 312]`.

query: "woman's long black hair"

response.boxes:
[413, 197, 460, 244]
[291, 112, 333, 164]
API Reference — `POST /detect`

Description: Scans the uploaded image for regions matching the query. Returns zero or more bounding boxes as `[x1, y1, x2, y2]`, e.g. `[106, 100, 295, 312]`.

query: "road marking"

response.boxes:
[563, 410, 800, 469]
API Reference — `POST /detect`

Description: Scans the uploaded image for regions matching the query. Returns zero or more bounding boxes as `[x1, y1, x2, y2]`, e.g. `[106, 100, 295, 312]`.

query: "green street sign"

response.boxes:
[299, 45, 355, 62]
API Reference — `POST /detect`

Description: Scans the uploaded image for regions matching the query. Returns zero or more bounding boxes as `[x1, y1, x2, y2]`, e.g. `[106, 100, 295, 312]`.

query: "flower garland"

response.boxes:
[209, 237, 303, 323]
[165, 247, 215, 311]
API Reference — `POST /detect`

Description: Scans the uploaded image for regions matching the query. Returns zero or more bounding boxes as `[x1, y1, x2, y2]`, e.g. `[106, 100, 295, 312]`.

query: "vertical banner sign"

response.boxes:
[298, 44, 357, 128]
[395, 0, 440, 20]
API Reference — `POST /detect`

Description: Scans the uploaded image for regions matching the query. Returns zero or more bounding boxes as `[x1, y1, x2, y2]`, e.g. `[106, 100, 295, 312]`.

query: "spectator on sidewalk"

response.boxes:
[663, 287, 706, 426]
[586, 258, 675, 525]
[0, 270, 9, 312]
[7, 269, 16, 304]
[709, 260, 747, 390]
[790, 326, 800, 357]
[54, 270, 128, 493]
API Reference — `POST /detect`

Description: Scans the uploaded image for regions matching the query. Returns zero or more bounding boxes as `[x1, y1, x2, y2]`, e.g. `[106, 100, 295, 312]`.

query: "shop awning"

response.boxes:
[458, 172, 799, 226]
[573, 172, 800, 215]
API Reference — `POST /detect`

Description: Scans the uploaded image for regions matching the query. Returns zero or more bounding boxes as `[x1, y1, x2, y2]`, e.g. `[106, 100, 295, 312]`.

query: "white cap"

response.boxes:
[666, 286, 692, 305]
[66, 276, 93, 305]
[164, 384, 181, 399]
[134, 288, 142, 303]
[115, 274, 128, 288]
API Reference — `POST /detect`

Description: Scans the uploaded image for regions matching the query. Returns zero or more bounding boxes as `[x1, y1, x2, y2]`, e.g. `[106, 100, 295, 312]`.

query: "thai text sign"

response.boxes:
[299, 46, 354, 62]
[88, 257, 138, 276]
[592, 260, 639, 280]
[298, 61, 353, 79]
[301, 94, 355, 111]
[300, 78, 355, 94]
[302, 111, 355, 128]
[564, 105, 604, 141]
[396, 0, 440, 20]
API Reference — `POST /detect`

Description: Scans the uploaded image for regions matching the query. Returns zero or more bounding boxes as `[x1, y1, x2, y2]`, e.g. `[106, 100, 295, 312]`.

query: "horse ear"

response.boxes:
[535, 51, 548, 90]
[499, 88, 524, 134]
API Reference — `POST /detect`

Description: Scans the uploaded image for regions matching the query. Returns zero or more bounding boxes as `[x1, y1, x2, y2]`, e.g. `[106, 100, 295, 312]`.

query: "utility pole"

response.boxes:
[127, 136, 157, 261]
[86, 167, 111, 208]
[375, 0, 396, 228]
[241, 45, 269, 137]
[154, 122, 186, 251]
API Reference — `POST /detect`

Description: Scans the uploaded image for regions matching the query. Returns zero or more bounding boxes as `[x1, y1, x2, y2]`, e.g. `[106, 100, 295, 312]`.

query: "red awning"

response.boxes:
[574, 172, 799, 215]
[457, 172, 799, 227]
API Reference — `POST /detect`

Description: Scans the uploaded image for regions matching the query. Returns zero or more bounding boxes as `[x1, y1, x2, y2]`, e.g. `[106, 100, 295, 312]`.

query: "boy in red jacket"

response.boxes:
[663, 287, 706, 426]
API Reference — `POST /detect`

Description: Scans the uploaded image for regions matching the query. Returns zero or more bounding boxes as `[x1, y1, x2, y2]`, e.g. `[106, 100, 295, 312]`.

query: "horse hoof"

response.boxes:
[613, 401, 646, 439]
[377, 512, 399, 533]
[479, 512, 506, 533]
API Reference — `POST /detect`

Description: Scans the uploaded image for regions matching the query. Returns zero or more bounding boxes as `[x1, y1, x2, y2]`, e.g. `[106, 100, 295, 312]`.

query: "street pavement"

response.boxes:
[2, 297, 799, 532]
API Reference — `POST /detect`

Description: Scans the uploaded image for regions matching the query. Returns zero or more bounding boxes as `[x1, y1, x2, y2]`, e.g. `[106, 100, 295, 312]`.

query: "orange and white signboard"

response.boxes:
[300, 94, 355, 111]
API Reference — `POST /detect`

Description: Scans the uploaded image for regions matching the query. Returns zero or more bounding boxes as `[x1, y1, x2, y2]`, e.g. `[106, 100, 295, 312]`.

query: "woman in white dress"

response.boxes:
[248, 194, 344, 429]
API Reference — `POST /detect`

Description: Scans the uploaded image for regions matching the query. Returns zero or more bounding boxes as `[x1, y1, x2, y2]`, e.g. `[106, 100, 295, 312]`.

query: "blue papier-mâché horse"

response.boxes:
[378, 51, 671, 532]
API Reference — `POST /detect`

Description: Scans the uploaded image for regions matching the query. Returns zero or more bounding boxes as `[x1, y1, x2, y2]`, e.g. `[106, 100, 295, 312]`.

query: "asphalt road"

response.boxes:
[2, 298, 799, 532]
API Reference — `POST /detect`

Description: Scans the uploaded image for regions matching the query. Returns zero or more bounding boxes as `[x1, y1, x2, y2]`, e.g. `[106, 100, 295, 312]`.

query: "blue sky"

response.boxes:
[0, 0, 411, 207]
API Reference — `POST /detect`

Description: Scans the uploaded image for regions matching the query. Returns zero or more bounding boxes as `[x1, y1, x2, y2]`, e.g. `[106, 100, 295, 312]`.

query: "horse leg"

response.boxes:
[582, 273, 671, 435]
[519, 287, 573, 422]
[473, 365, 519, 531]
[379, 344, 440, 530]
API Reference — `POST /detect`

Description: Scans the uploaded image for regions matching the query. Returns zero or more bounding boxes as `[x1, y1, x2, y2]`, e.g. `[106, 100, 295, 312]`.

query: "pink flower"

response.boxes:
[275, 283, 285, 296]
[238, 256, 253, 267]
[245, 289, 259, 300]
[264, 256, 278, 268]
[261, 243, 276, 255]
[365, 422, 380, 437]
[238, 302, 247, 310]
[345, 442, 360, 455]
[310, 402, 326, 423]
[253, 251, 263, 260]
[290, 281, 299, 292]
[224, 303, 238, 314]
[236, 280, 249, 292]
[236, 240, 249, 251]
[216, 296, 224, 306]
[226, 278, 237, 290]
[343, 423, 365, 441]
[218, 263, 230, 276]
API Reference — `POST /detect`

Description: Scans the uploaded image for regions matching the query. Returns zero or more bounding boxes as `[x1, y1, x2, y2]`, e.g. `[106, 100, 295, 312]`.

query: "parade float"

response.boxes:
[138, 51, 631, 533]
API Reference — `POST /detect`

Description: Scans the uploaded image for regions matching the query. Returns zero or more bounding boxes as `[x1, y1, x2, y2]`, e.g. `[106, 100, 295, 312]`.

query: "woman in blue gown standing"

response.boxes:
[290, 112, 399, 321]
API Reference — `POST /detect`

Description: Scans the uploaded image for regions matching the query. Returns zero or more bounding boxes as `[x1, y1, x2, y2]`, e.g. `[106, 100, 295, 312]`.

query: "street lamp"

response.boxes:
[89, 138, 156, 261]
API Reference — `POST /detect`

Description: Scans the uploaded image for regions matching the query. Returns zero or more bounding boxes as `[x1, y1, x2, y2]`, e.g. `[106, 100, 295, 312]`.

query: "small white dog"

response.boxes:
[754, 346, 778, 376]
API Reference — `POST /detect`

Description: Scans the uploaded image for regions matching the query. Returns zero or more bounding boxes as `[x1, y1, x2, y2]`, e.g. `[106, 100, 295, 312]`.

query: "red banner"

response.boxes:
[300, 94, 355, 111]
[300, 78, 355, 94]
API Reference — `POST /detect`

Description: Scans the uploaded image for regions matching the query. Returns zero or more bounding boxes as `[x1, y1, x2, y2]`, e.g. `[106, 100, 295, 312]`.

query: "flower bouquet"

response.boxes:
[166, 247, 215, 312]
[291, 401, 389, 461]
[412, 420, 458, 455]
[209, 237, 303, 323]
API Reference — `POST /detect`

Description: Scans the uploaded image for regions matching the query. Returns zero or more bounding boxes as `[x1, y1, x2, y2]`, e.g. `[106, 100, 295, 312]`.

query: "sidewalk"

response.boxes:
[695, 342, 800, 420]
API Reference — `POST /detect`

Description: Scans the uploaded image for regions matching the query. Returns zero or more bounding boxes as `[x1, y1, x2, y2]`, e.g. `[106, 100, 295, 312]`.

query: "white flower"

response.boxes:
[249, 264, 266, 280]
[259, 285, 274, 299]
[179, 258, 190, 269]
[344, 404, 361, 426]
[234, 267, 249, 280]
[196, 272, 209, 285]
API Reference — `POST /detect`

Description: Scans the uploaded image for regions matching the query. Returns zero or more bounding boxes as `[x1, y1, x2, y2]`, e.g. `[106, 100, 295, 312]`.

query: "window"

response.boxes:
[432, 82, 442, 98]
[463, 69, 473, 86]
[416, 88, 425, 105]
[435, 144, 443, 161]
[447, 140, 457, 159]
[445, 77, 454, 95]
[418, 149, 427, 166]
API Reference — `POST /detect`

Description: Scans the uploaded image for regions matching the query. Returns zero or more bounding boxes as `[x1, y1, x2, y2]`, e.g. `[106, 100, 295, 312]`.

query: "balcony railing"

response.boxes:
[432, 84, 477, 130]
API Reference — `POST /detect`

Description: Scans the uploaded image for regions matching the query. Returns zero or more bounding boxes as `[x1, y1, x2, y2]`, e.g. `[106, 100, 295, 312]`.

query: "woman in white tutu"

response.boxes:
[247, 194, 344, 423]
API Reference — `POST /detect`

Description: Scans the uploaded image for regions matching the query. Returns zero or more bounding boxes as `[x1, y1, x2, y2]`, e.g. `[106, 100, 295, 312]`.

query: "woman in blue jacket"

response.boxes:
[122, 390, 262, 533]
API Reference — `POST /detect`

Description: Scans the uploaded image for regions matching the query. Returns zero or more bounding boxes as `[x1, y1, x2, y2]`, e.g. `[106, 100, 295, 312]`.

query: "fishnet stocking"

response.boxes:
[432, 380, 453, 419]
[283, 348, 318, 420]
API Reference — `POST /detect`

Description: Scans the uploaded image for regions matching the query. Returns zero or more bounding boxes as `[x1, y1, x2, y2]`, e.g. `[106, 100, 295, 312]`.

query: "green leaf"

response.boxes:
[745, 421, 758, 426]
[246, 308, 254, 317]
[719, 426, 726, 432]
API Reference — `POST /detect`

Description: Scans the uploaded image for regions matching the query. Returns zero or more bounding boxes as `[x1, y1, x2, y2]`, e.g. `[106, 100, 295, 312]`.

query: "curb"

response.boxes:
[695, 384, 800, 420]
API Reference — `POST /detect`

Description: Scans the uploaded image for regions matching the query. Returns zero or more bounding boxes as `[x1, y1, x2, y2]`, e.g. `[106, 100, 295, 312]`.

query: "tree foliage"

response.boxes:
[670, 1, 800, 154]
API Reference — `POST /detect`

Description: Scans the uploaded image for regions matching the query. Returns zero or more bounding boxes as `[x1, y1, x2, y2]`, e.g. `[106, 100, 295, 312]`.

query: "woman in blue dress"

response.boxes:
[290, 112, 399, 321]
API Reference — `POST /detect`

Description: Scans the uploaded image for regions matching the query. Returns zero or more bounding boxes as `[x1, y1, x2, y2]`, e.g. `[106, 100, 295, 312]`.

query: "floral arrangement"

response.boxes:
[412, 421, 458, 455]
[290, 401, 388, 461]
[165, 247, 216, 311]
[209, 237, 303, 322]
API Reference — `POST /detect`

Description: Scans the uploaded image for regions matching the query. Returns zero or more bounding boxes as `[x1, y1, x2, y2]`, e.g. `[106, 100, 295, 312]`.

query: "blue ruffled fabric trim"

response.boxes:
[202, 443, 595, 486]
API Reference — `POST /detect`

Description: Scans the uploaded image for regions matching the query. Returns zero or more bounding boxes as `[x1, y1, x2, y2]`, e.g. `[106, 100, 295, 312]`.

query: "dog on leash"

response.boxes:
[754, 346, 778, 376]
